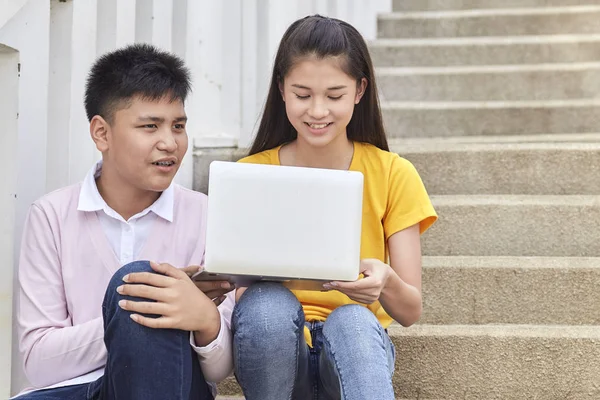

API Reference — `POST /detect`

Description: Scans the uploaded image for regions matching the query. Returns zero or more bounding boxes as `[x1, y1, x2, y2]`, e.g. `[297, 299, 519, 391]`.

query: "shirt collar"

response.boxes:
[77, 160, 174, 222]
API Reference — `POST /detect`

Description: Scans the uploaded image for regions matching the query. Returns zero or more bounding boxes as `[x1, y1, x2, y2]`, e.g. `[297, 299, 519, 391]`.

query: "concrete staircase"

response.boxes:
[197, 1, 600, 398]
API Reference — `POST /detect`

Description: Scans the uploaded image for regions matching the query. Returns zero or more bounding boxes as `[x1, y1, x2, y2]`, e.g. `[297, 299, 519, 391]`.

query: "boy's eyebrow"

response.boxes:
[137, 116, 165, 123]
[136, 116, 188, 123]
[291, 84, 347, 91]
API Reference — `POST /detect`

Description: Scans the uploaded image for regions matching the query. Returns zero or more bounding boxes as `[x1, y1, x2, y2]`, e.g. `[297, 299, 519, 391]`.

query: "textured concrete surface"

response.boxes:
[392, 140, 600, 195]
[423, 195, 600, 256]
[377, 62, 600, 101]
[370, 35, 600, 67]
[378, 6, 600, 38]
[217, 325, 600, 398]
[393, 0, 600, 11]
[390, 324, 600, 399]
[420, 256, 600, 324]
[193, 140, 600, 196]
[382, 99, 600, 137]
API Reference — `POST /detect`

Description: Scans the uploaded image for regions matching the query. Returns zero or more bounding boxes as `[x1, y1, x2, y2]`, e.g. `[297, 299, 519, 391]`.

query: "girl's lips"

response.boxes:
[305, 122, 332, 135]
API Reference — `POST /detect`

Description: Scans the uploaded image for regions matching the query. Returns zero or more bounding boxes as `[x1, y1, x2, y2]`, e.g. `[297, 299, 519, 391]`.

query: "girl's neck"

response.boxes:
[96, 166, 161, 221]
[282, 136, 354, 170]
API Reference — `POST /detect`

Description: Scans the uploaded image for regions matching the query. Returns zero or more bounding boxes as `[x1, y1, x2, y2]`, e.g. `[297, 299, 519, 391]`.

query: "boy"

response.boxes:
[15, 44, 234, 399]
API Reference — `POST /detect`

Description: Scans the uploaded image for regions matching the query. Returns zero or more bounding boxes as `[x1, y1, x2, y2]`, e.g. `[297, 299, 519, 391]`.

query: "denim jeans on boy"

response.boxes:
[232, 282, 396, 400]
[16, 261, 213, 400]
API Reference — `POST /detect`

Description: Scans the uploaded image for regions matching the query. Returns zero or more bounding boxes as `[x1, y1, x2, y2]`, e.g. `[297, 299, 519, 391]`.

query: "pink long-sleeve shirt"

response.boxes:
[17, 179, 234, 394]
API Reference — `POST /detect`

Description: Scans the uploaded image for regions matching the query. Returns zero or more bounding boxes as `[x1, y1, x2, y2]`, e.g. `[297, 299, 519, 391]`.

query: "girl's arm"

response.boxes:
[324, 223, 423, 327]
[378, 223, 423, 326]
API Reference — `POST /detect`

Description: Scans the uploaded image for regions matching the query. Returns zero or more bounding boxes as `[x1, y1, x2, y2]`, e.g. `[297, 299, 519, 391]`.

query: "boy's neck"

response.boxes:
[96, 168, 162, 221]
[286, 136, 354, 170]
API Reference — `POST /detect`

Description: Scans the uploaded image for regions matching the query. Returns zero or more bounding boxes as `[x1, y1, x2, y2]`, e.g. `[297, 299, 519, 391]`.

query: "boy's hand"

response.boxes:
[116, 262, 221, 340]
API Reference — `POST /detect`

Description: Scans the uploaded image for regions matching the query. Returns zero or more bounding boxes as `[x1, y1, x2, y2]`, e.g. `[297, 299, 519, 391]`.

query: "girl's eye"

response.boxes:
[295, 94, 310, 100]
[329, 95, 343, 100]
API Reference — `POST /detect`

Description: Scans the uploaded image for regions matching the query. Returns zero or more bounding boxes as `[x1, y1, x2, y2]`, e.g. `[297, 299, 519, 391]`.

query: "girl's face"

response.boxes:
[280, 56, 366, 150]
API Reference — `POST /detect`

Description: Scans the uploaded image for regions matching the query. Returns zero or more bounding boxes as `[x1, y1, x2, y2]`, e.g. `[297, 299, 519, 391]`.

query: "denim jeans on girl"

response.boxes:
[232, 282, 396, 400]
[16, 261, 213, 400]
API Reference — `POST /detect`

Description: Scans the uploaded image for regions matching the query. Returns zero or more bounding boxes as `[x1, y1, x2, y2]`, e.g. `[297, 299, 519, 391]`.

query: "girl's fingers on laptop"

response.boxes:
[180, 265, 201, 277]
[213, 295, 227, 306]
[194, 280, 233, 299]
[235, 286, 248, 303]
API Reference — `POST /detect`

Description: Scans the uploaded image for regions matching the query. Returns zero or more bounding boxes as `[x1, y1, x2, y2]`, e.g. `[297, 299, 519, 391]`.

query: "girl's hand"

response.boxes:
[323, 259, 392, 304]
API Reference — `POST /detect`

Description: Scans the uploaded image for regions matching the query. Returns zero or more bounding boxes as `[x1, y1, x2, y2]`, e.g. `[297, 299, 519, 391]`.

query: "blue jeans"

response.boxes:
[17, 261, 214, 400]
[232, 282, 396, 400]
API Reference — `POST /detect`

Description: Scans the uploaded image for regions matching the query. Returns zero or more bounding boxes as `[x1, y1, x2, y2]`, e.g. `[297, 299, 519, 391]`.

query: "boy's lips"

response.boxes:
[152, 157, 177, 167]
[152, 157, 178, 173]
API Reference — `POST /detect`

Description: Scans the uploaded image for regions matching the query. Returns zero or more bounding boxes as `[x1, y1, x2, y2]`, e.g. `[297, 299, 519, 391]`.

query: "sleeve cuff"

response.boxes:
[189, 313, 229, 356]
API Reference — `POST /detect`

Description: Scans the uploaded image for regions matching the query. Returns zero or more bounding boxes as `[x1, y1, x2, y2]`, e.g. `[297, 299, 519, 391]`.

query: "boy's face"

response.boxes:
[102, 95, 188, 193]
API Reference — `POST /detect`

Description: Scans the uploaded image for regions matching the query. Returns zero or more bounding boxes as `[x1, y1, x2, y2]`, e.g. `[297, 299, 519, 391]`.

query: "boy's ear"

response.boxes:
[355, 78, 368, 104]
[90, 115, 110, 152]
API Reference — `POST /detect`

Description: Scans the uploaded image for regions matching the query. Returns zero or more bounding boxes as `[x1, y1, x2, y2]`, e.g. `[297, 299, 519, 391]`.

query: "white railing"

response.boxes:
[0, 0, 391, 395]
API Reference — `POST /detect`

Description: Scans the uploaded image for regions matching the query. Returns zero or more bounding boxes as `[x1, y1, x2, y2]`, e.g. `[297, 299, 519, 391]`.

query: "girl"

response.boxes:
[233, 15, 437, 400]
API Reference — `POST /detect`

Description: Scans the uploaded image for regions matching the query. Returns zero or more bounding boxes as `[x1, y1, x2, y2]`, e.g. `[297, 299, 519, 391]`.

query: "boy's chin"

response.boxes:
[143, 179, 175, 193]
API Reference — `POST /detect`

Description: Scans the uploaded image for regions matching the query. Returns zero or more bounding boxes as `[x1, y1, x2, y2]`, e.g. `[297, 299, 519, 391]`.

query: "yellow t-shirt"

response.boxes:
[238, 141, 437, 344]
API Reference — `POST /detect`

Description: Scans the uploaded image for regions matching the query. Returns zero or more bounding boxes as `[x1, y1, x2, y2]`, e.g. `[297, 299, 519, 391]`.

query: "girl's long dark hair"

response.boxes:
[248, 15, 389, 155]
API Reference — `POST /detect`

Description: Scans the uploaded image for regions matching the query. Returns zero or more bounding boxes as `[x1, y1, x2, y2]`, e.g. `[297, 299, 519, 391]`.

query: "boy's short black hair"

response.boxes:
[84, 43, 191, 123]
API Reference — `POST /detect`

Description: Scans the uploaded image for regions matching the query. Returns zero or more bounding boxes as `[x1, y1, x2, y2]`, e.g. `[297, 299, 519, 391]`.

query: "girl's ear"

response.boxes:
[355, 78, 368, 104]
[90, 115, 110, 153]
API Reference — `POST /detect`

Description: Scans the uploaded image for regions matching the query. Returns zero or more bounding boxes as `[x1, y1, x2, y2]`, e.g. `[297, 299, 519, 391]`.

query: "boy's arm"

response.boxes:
[189, 292, 235, 382]
[18, 204, 107, 388]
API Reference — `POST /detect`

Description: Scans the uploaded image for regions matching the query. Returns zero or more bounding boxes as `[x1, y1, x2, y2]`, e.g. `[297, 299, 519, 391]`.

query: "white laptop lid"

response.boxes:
[204, 161, 363, 281]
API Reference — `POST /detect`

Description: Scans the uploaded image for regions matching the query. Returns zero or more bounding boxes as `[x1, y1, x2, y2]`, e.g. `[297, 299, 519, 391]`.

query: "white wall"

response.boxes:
[0, 0, 392, 395]
[0, 0, 51, 395]
[0, 44, 19, 400]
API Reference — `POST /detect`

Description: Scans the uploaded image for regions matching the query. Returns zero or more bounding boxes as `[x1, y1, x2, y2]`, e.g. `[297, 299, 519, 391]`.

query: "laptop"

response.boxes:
[196, 160, 363, 287]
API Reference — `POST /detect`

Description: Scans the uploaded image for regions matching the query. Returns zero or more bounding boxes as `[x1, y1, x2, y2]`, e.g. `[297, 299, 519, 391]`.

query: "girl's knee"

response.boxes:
[327, 304, 377, 326]
[233, 282, 303, 333]
[237, 282, 299, 310]
[323, 304, 383, 340]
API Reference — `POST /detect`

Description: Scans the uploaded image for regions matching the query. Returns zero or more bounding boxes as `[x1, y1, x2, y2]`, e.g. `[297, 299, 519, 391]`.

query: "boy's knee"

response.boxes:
[109, 261, 152, 286]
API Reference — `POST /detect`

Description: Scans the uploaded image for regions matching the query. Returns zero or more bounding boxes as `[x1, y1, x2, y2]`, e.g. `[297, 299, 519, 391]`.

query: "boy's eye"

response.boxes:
[173, 124, 185, 130]
[141, 124, 158, 129]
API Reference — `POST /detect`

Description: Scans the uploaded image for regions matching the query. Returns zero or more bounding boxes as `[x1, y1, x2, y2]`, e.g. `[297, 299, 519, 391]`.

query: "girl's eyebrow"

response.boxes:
[291, 84, 347, 90]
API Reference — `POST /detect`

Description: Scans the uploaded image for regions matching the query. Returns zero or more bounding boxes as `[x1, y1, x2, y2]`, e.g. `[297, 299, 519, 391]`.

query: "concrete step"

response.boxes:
[423, 195, 600, 257]
[378, 6, 600, 38]
[369, 35, 600, 67]
[421, 256, 600, 325]
[382, 99, 600, 137]
[192, 135, 600, 195]
[377, 62, 600, 101]
[393, 0, 600, 12]
[391, 324, 600, 399]
[217, 325, 600, 399]
[390, 137, 600, 195]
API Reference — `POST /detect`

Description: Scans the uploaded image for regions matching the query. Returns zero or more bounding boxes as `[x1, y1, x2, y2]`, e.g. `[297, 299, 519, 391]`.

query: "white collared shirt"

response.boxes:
[77, 161, 174, 265]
